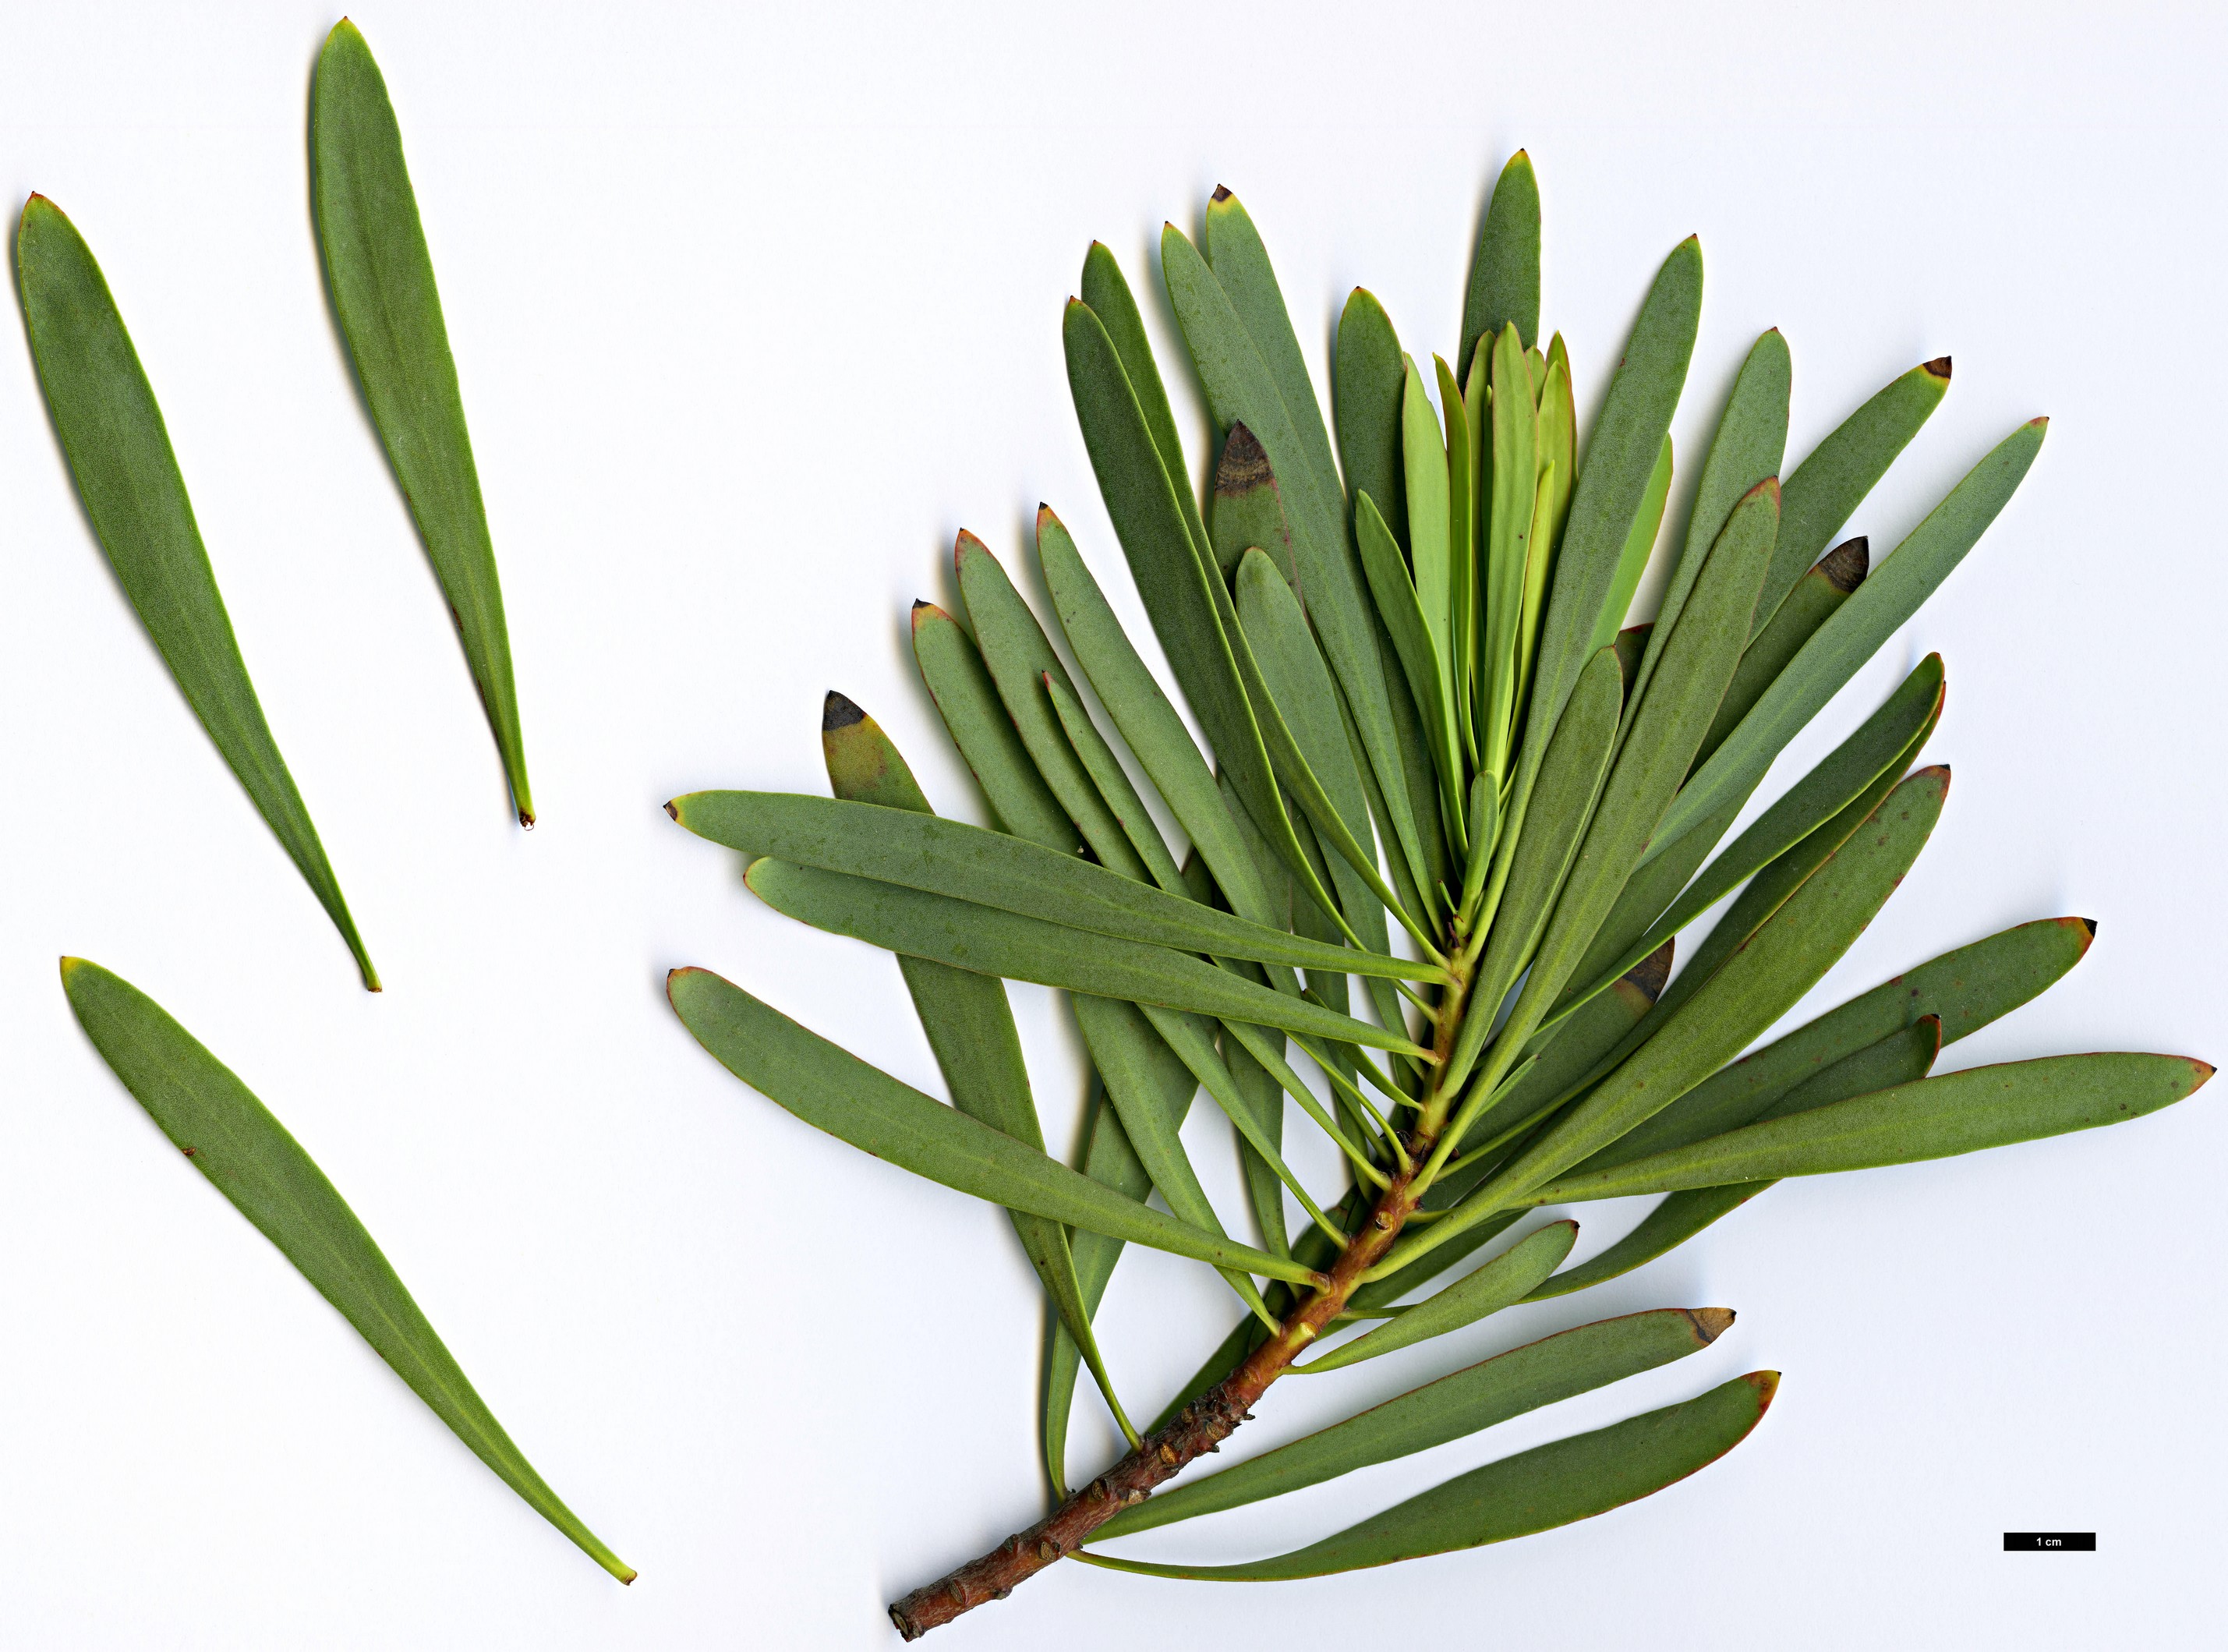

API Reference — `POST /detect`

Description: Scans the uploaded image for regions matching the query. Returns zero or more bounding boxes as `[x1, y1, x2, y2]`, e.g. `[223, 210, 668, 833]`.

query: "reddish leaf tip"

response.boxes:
[1745, 1370, 1781, 1411]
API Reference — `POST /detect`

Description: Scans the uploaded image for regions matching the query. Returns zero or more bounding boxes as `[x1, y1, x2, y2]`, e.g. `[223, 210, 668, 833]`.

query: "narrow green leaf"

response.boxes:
[1437, 353, 1477, 718]
[1158, 221, 1432, 926]
[1226, 1035, 1293, 1259]
[1402, 358, 1452, 675]
[1099, 1307, 1728, 1540]
[1621, 329, 1790, 730]
[668, 967, 1318, 1284]
[62, 958, 629, 1580]
[1203, 188, 1342, 497]
[1356, 493, 1461, 815]
[1044, 674, 1186, 894]
[1662, 417, 2046, 854]
[1086, 1371, 1777, 1579]
[1696, 536, 1867, 770]
[1460, 150, 1542, 373]
[1448, 648, 1623, 1100]
[742, 858, 1426, 1054]
[1079, 242, 1210, 557]
[668, 791, 1441, 983]
[1334, 287, 1407, 544]
[1533, 334, 1577, 568]
[822, 693, 1134, 1443]
[1074, 995, 1274, 1323]
[1298, 1221, 1576, 1374]
[1035, 506, 1278, 929]
[911, 600, 1077, 851]
[1510, 235, 1702, 807]
[1585, 435, 1672, 656]
[1581, 917, 2098, 1173]
[1483, 324, 1541, 782]
[957, 534, 1150, 880]
[16, 197, 378, 992]
[1759, 357, 1951, 631]
[311, 20, 531, 827]
[1532, 1054, 2211, 1204]
[1063, 299, 1320, 900]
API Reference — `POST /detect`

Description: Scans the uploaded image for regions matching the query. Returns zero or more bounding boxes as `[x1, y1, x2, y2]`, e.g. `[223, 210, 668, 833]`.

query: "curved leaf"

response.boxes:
[16, 197, 377, 990]
[1084, 1371, 1776, 1579]
[1099, 1307, 1728, 1539]
[62, 959, 628, 1579]
[312, 19, 531, 826]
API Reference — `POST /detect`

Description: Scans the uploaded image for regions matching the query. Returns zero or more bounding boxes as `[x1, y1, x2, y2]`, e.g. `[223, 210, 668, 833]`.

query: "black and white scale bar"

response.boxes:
[2003, 1532, 2095, 1551]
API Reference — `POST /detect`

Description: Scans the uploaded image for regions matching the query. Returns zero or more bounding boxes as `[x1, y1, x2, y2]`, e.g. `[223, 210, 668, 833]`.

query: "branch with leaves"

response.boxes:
[665, 155, 2209, 1637]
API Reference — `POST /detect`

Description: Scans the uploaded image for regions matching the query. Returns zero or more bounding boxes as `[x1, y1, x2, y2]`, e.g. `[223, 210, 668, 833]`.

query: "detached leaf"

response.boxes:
[312, 19, 532, 826]
[16, 197, 378, 991]
[61, 959, 629, 1579]
[1085, 1372, 1777, 1579]
[668, 967, 1317, 1284]
[1098, 1307, 1729, 1539]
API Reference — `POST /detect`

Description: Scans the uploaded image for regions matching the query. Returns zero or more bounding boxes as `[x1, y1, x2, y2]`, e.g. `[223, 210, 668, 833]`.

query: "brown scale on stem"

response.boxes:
[889, 946, 1476, 1639]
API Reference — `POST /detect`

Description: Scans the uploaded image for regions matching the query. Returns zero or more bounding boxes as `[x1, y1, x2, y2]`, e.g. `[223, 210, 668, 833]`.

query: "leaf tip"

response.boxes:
[1818, 536, 1869, 593]
[663, 799, 680, 822]
[822, 690, 866, 733]
[953, 529, 988, 570]
[1922, 355, 1952, 381]
[518, 808, 536, 830]
[2075, 916, 2098, 940]
[1210, 184, 1232, 204]
[1744, 1370, 1781, 1412]
[2186, 1058, 2215, 1088]
[1688, 1307, 1735, 1344]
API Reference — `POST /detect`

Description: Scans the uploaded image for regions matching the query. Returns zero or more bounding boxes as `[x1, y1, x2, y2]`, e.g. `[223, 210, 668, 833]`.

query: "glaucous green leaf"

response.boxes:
[1460, 150, 1542, 373]
[312, 19, 532, 826]
[1335, 287, 1406, 543]
[16, 197, 378, 990]
[911, 600, 1077, 850]
[62, 958, 629, 1579]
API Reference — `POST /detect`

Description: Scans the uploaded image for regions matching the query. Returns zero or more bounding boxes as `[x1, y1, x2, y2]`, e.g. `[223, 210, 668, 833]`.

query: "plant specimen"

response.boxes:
[313, 19, 535, 827]
[16, 198, 379, 991]
[663, 156, 2208, 1636]
[61, 957, 633, 1581]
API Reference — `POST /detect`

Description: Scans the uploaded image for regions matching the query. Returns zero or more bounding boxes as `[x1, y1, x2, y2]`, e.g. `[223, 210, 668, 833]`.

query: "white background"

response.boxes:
[2, 2, 2222, 1647]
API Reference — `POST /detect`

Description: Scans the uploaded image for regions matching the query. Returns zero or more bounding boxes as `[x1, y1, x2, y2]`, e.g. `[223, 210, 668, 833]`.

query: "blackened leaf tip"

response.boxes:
[2077, 917, 2098, 938]
[822, 690, 866, 732]
[1215, 424, 1272, 494]
[1211, 184, 1232, 203]
[1625, 937, 1676, 1003]
[1922, 356, 1952, 380]
[1689, 1307, 1735, 1343]
[663, 801, 679, 821]
[1818, 536, 1869, 592]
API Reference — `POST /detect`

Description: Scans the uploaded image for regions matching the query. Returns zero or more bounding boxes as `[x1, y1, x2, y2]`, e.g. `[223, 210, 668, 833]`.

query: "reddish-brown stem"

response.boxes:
[888, 953, 1476, 1639]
